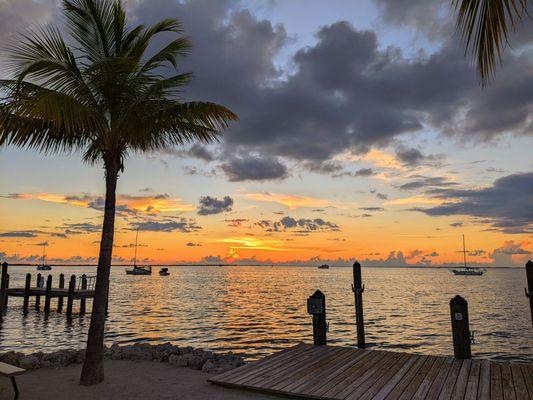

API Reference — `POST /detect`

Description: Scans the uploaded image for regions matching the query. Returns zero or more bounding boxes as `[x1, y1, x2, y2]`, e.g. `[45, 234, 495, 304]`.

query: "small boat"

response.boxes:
[125, 229, 151, 275]
[126, 265, 152, 275]
[159, 268, 170, 276]
[318, 264, 330, 269]
[37, 243, 52, 270]
[451, 235, 486, 276]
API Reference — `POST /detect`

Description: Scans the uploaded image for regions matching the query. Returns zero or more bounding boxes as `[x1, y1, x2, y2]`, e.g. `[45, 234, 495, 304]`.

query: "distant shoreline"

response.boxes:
[4, 263, 523, 269]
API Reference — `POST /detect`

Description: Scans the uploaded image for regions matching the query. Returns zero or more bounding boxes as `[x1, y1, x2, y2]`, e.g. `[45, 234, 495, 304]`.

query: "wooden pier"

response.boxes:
[209, 344, 533, 400]
[0, 262, 96, 317]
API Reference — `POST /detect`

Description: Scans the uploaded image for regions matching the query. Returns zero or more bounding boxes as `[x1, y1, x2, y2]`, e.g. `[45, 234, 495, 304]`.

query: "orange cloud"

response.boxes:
[241, 191, 333, 209]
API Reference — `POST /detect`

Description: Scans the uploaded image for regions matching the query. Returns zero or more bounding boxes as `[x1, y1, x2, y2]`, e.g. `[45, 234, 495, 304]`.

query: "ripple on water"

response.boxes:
[0, 266, 530, 362]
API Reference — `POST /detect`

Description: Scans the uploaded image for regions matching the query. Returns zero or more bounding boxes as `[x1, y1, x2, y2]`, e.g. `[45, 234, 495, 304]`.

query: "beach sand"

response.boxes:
[0, 360, 280, 400]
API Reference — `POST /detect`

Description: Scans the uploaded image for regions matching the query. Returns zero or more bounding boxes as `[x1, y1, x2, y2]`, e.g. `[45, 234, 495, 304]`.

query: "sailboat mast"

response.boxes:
[133, 228, 139, 267]
[42, 243, 46, 266]
[462, 234, 467, 268]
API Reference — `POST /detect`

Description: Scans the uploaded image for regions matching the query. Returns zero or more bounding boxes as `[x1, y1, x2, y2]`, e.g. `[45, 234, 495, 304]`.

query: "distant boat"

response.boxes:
[159, 267, 170, 276]
[37, 243, 52, 270]
[125, 229, 151, 275]
[451, 235, 485, 276]
[318, 264, 330, 269]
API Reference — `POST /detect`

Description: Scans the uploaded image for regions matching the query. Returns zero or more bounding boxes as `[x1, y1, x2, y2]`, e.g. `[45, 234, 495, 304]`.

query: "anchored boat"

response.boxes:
[451, 235, 486, 276]
[36, 243, 52, 270]
[318, 264, 330, 269]
[159, 267, 170, 276]
[125, 229, 152, 275]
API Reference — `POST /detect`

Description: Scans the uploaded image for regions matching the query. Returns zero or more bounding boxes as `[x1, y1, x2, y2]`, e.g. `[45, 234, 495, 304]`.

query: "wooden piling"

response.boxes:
[80, 274, 87, 314]
[0, 262, 8, 319]
[450, 295, 471, 359]
[35, 273, 42, 309]
[57, 274, 65, 312]
[307, 289, 327, 345]
[23, 274, 31, 311]
[66, 275, 76, 316]
[526, 260, 533, 326]
[4, 274, 9, 308]
[44, 275, 53, 314]
[352, 261, 366, 349]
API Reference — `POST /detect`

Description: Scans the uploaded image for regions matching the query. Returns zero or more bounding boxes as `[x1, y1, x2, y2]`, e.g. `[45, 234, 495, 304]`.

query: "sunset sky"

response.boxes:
[0, 0, 531, 267]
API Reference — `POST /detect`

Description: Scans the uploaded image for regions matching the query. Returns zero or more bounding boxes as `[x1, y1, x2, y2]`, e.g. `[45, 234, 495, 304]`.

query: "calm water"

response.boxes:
[0, 266, 531, 361]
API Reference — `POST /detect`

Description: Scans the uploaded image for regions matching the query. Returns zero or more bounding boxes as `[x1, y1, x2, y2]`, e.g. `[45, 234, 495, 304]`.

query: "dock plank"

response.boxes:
[209, 345, 532, 400]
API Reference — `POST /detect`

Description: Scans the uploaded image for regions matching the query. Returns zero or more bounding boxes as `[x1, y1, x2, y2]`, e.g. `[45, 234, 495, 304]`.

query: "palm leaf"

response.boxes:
[452, 0, 531, 85]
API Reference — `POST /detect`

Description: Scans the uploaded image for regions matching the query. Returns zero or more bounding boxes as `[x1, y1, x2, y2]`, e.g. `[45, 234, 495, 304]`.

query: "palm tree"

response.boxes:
[0, 0, 237, 385]
[453, 0, 531, 85]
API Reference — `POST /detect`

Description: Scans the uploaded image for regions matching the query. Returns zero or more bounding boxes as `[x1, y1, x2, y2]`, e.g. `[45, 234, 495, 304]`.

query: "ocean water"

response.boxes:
[0, 266, 531, 361]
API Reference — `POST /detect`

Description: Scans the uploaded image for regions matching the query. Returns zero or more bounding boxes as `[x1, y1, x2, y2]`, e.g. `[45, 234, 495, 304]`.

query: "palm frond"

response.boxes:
[452, 0, 531, 85]
[140, 37, 192, 72]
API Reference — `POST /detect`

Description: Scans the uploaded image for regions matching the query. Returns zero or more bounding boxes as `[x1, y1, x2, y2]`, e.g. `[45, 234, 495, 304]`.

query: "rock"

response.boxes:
[168, 354, 188, 367]
[75, 349, 85, 363]
[202, 352, 245, 374]
[0, 351, 23, 367]
[152, 343, 179, 362]
[19, 355, 40, 370]
[40, 349, 77, 369]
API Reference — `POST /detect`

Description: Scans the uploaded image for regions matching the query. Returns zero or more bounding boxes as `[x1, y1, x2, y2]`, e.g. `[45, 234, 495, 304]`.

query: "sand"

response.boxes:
[0, 360, 282, 400]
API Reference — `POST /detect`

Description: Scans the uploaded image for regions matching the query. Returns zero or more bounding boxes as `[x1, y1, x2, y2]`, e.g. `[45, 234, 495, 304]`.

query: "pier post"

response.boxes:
[4, 274, 9, 308]
[525, 260, 533, 326]
[450, 295, 471, 359]
[352, 261, 366, 349]
[307, 289, 327, 345]
[35, 273, 42, 309]
[80, 274, 87, 314]
[0, 262, 8, 319]
[23, 274, 31, 311]
[57, 274, 65, 312]
[66, 275, 76, 316]
[44, 275, 52, 314]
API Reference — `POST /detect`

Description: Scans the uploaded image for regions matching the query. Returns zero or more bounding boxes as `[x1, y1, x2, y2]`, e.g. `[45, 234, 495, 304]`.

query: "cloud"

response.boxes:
[60, 222, 101, 235]
[399, 176, 457, 191]
[376, 193, 388, 200]
[0, 231, 39, 238]
[490, 241, 531, 266]
[359, 207, 385, 212]
[197, 196, 234, 215]
[186, 242, 202, 247]
[242, 191, 333, 209]
[355, 168, 375, 177]
[449, 222, 463, 228]
[225, 218, 249, 227]
[256, 216, 340, 233]
[414, 172, 533, 234]
[220, 154, 289, 182]
[130, 218, 201, 233]
[168, 143, 215, 161]
[4, 192, 195, 215]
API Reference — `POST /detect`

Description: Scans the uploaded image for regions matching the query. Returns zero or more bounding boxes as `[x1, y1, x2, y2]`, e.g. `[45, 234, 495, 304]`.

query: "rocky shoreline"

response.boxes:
[0, 343, 245, 374]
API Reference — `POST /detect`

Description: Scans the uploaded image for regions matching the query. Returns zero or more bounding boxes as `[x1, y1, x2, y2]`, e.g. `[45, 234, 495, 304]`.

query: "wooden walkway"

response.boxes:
[209, 344, 533, 400]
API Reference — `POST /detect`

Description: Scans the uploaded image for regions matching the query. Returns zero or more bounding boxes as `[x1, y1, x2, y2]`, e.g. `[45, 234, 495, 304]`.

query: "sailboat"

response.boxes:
[125, 229, 152, 275]
[451, 235, 485, 276]
[36, 243, 52, 270]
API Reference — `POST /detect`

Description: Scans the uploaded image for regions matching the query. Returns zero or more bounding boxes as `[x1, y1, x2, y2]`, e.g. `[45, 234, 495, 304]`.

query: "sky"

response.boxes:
[0, 0, 532, 267]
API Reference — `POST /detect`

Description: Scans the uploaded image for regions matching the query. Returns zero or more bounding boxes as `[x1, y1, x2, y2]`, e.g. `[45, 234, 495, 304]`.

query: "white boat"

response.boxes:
[126, 265, 152, 275]
[125, 229, 151, 275]
[37, 243, 52, 270]
[451, 235, 486, 276]
[318, 264, 330, 269]
[159, 267, 170, 276]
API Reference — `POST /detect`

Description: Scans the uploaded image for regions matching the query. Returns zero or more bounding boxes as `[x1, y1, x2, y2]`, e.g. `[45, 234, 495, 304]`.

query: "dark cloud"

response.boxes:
[450, 222, 463, 227]
[197, 196, 234, 215]
[225, 218, 249, 227]
[186, 242, 202, 247]
[413, 172, 533, 234]
[60, 222, 101, 235]
[168, 143, 215, 161]
[399, 176, 457, 191]
[0, 231, 39, 238]
[355, 168, 374, 176]
[220, 154, 288, 182]
[131, 218, 201, 233]
[257, 216, 340, 233]
[376, 192, 388, 200]
[359, 207, 385, 212]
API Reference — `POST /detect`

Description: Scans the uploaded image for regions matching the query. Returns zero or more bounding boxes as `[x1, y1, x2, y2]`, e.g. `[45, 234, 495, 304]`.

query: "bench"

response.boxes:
[0, 361, 25, 399]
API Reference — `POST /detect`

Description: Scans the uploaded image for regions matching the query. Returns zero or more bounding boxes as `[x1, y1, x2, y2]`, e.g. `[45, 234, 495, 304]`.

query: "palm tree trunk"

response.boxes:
[80, 155, 119, 386]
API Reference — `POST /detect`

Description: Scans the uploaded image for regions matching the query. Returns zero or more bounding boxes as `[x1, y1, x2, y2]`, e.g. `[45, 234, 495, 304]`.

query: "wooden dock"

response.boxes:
[0, 262, 96, 317]
[209, 344, 533, 400]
